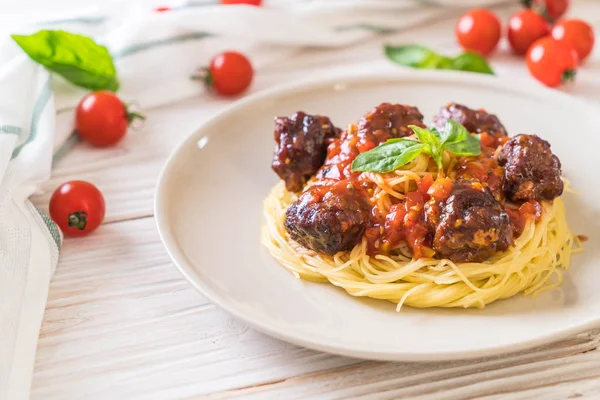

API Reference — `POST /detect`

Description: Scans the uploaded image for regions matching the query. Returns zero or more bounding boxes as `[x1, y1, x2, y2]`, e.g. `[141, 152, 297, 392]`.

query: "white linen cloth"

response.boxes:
[0, 0, 509, 398]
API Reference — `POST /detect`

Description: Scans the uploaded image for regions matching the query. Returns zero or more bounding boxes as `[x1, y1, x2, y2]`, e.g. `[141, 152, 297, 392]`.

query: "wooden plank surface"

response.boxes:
[30, 1, 600, 399]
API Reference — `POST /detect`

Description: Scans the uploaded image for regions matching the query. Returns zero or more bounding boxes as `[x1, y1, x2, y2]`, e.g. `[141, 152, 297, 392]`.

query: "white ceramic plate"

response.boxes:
[155, 71, 600, 361]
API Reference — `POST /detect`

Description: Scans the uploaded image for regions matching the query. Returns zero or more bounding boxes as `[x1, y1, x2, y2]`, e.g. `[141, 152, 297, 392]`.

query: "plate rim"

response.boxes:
[155, 69, 600, 361]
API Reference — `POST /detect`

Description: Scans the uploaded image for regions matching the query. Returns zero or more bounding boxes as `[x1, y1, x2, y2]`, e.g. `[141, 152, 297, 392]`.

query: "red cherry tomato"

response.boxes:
[526, 37, 578, 87]
[49, 181, 105, 237]
[206, 51, 254, 96]
[526, 0, 569, 21]
[552, 19, 595, 62]
[456, 9, 502, 56]
[544, 0, 569, 20]
[220, 0, 262, 5]
[508, 9, 550, 55]
[75, 91, 144, 147]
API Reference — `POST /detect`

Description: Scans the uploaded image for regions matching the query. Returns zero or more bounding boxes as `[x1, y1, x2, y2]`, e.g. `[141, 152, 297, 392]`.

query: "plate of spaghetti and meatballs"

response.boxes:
[264, 102, 578, 310]
[156, 71, 600, 361]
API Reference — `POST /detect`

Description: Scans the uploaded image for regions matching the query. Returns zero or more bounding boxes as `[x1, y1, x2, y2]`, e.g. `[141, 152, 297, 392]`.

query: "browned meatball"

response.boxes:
[425, 180, 512, 263]
[357, 103, 426, 144]
[433, 103, 507, 136]
[285, 181, 370, 255]
[272, 112, 341, 192]
[497, 134, 563, 202]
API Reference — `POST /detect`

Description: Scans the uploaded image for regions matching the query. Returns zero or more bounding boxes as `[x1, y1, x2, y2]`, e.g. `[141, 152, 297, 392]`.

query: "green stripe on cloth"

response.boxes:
[52, 134, 80, 165]
[33, 206, 62, 252]
[0, 125, 22, 135]
[112, 32, 211, 59]
[334, 23, 396, 34]
[11, 77, 53, 160]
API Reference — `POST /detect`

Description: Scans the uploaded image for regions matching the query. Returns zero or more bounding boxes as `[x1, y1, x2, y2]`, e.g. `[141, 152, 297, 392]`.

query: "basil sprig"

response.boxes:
[384, 44, 494, 75]
[351, 120, 481, 173]
[12, 30, 119, 91]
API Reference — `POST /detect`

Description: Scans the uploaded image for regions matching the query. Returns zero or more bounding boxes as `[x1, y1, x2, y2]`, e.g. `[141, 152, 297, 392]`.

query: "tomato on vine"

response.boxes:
[49, 181, 105, 237]
[526, 37, 579, 87]
[508, 9, 550, 55]
[552, 19, 595, 62]
[195, 51, 254, 96]
[75, 91, 144, 147]
[523, 0, 569, 21]
[456, 9, 502, 56]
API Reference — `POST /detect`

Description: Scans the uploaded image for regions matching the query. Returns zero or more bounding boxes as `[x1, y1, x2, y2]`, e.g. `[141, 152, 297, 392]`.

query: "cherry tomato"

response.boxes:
[544, 0, 569, 20]
[456, 9, 502, 56]
[220, 0, 262, 5]
[524, 0, 569, 21]
[526, 37, 578, 87]
[508, 9, 550, 55]
[49, 181, 105, 237]
[205, 51, 254, 96]
[75, 91, 144, 147]
[552, 19, 595, 62]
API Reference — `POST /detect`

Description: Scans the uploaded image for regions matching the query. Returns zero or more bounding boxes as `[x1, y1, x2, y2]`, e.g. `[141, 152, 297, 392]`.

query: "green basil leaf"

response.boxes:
[12, 30, 119, 91]
[384, 44, 438, 68]
[440, 120, 481, 156]
[420, 52, 454, 69]
[451, 52, 495, 75]
[410, 124, 446, 168]
[445, 134, 481, 156]
[429, 127, 443, 141]
[352, 121, 481, 174]
[351, 139, 425, 173]
[441, 120, 468, 144]
[385, 45, 456, 70]
[410, 125, 440, 147]
[384, 44, 494, 75]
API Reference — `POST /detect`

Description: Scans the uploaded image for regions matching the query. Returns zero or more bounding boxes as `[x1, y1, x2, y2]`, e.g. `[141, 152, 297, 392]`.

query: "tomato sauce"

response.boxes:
[506, 200, 542, 236]
[456, 152, 504, 200]
[364, 191, 433, 257]
[363, 174, 455, 258]
[318, 135, 360, 181]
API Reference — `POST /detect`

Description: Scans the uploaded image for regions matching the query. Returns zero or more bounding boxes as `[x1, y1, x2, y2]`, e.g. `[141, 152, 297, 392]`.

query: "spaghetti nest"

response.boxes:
[262, 155, 578, 310]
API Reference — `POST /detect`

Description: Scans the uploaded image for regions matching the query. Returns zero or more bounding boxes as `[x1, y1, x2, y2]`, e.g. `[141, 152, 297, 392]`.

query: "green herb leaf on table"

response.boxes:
[351, 121, 481, 173]
[451, 52, 495, 75]
[383, 44, 437, 68]
[12, 30, 120, 91]
[384, 44, 495, 75]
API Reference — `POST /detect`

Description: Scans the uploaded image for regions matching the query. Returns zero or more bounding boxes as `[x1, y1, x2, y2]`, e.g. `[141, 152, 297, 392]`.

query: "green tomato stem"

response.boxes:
[126, 111, 146, 124]
[190, 67, 213, 88]
[68, 211, 88, 230]
[562, 69, 577, 85]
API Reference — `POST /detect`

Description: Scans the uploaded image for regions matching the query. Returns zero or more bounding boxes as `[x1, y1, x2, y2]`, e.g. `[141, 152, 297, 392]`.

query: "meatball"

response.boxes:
[285, 181, 370, 255]
[272, 112, 341, 192]
[357, 103, 426, 144]
[497, 134, 563, 202]
[425, 180, 512, 263]
[433, 103, 507, 136]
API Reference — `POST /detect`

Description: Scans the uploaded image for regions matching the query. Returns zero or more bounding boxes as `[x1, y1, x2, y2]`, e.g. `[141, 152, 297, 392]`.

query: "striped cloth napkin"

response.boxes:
[0, 0, 509, 398]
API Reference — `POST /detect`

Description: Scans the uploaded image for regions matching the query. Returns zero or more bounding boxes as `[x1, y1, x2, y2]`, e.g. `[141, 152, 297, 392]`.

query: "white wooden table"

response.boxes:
[29, 1, 600, 398]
